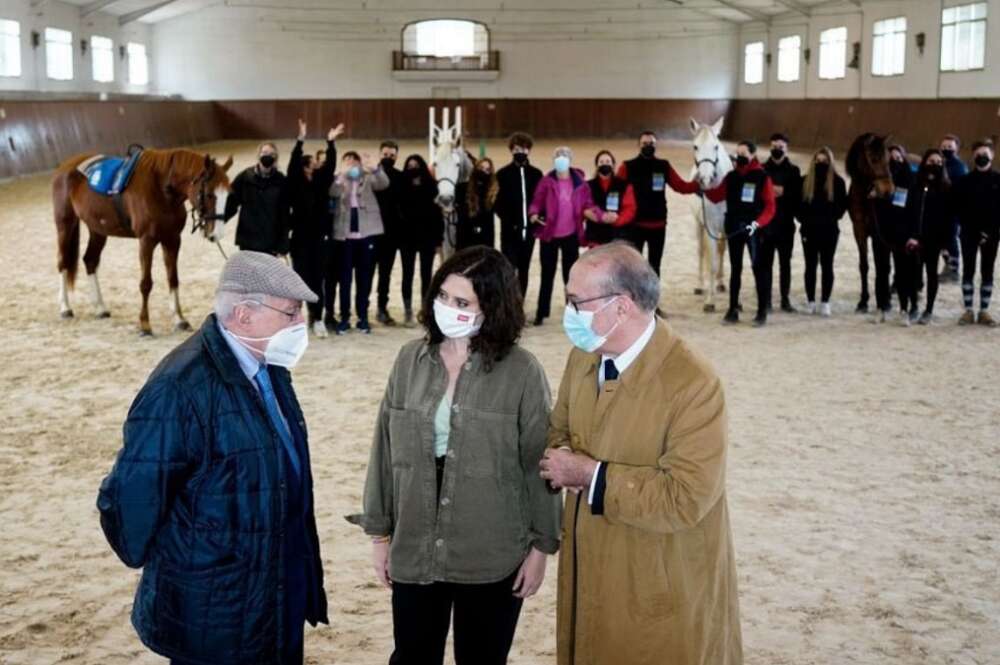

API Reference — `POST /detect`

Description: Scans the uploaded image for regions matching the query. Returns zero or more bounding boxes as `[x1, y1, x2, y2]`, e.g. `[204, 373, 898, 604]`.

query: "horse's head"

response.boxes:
[690, 116, 730, 188]
[189, 154, 233, 240]
[848, 133, 894, 199]
[431, 134, 465, 212]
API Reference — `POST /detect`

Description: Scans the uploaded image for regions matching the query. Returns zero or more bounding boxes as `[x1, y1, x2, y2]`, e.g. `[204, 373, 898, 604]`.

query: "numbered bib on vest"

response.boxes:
[606, 192, 620, 212]
[741, 183, 756, 203]
[892, 188, 908, 208]
[652, 172, 666, 192]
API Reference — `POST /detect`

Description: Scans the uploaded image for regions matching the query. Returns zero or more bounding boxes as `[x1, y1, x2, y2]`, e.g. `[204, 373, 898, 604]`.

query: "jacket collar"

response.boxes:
[417, 340, 485, 372]
[581, 318, 678, 395]
[201, 313, 257, 386]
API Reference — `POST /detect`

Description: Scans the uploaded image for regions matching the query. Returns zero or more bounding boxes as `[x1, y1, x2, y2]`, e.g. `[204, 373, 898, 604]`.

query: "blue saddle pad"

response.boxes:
[83, 148, 143, 196]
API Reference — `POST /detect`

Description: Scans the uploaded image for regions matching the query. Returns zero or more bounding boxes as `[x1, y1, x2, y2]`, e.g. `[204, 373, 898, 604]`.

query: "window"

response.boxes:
[777, 35, 801, 82]
[127, 42, 148, 85]
[872, 17, 907, 76]
[0, 19, 20, 77]
[91, 35, 114, 82]
[819, 26, 848, 79]
[941, 2, 987, 72]
[415, 20, 474, 57]
[45, 27, 73, 81]
[744, 41, 764, 84]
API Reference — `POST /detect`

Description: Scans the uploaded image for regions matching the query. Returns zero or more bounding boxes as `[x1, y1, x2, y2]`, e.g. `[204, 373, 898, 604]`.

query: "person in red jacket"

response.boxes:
[616, 130, 700, 275]
[584, 150, 637, 248]
[704, 140, 777, 326]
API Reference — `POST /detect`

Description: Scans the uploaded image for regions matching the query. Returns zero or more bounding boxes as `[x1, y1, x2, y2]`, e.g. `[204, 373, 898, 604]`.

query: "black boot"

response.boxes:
[722, 309, 739, 324]
[752, 311, 767, 327]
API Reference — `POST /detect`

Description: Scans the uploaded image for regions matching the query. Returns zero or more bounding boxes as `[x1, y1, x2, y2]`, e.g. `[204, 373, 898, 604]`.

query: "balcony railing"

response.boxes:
[392, 51, 500, 72]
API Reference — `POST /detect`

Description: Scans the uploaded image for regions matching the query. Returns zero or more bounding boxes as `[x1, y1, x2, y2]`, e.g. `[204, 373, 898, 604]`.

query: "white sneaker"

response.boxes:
[807, 301, 817, 315]
[899, 311, 911, 327]
[312, 320, 328, 338]
[820, 302, 832, 317]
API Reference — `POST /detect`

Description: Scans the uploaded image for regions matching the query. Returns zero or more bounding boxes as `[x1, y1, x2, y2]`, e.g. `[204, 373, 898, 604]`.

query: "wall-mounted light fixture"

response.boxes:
[765, 52, 772, 66]
[119, 44, 126, 60]
[916, 32, 926, 56]
[31, 30, 40, 49]
[80, 39, 88, 56]
[804, 47, 811, 64]
[848, 41, 861, 69]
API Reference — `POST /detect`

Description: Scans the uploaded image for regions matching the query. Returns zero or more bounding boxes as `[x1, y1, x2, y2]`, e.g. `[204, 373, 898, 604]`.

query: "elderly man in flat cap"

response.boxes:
[98, 251, 328, 665]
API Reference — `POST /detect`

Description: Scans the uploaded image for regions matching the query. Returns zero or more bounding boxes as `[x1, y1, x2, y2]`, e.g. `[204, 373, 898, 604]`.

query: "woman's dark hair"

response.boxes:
[919, 148, 951, 189]
[419, 247, 525, 371]
[594, 149, 616, 166]
[402, 153, 434, 181]
[342, 150, 361, 162]
[738, 140, 757, 154]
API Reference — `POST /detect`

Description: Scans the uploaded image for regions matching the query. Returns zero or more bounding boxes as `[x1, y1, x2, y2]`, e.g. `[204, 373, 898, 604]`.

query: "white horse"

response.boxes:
[689, 116, 732, 312]
[429, 107, 473, 261]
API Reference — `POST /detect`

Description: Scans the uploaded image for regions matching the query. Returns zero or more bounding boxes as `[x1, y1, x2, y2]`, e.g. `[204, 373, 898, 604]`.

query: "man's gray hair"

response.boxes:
[214, 291, 267, 322]
[582, 242, 661, 313]
[554, 145, 574, 160]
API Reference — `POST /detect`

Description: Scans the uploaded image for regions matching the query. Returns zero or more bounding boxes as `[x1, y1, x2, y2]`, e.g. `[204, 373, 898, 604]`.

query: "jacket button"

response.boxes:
[435, 538, 444, 547]
[441, 497, 450, 506]
[451, 404, 459, 413]
[446, 450, 455, 459]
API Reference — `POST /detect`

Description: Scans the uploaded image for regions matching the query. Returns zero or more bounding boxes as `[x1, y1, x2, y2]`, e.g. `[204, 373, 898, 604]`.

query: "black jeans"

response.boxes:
[727, 232, 768, 316]
[961, 232, 999, 310]
[760, 223, 795, 306]
[399, 244, 436, 312]
[537, 234, 580, 319]
[943, 217, 961, 272]
[802, 229, 839, 303]
[919, 241, 943, 313]
[336, 237, 378, 323]
[892, 247, 920, 313]
[291, 237, 333, 324]
[500, 229, 536, 297]
[375, 234, 400, 313]
[388, 569, 524, 665]
[629, 225, 666, 276]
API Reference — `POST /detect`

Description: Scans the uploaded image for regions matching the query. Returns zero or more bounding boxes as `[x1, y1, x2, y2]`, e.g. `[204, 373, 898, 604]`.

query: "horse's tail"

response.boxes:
[52, 171, 80, 288]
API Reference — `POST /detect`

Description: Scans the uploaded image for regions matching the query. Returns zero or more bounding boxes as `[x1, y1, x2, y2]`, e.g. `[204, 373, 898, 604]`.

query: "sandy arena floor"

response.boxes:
[0, 138, 997, 665]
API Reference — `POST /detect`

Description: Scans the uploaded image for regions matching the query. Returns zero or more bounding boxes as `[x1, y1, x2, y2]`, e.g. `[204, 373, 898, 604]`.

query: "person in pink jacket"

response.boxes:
[528, 146, 596, 326]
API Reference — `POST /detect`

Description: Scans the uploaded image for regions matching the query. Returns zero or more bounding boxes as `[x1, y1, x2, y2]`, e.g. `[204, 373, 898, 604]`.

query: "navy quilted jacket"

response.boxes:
[97, 315, 328, 664]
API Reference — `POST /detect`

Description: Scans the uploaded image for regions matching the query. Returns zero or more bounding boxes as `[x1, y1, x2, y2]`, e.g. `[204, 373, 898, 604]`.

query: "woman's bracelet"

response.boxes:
[372, 535, 391, 544]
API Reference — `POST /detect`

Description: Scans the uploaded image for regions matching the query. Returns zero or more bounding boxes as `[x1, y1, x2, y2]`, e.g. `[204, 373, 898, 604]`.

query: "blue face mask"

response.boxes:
[562, 297, 620, 353]
[554, 156, 571, 173]
[347, 166, 362, 180]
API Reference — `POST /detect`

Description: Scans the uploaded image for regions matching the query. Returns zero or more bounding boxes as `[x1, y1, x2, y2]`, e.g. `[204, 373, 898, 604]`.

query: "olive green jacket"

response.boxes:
[348, 339, 562, 584]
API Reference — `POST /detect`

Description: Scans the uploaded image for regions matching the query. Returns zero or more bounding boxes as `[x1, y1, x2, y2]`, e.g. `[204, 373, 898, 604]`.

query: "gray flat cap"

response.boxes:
[217, 251, 318, 303]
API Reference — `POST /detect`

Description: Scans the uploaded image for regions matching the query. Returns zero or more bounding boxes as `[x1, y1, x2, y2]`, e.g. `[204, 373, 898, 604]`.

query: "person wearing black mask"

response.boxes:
[616, 131, 699, 276]
[938, 134, 968, 282]
[224, 141, 291, 256]
[455, 157, 498, 250]
[374, 140, 403, 326]
[703, 140, 777, 326]
[762, 133, 802, 312]
[287, 118, 345, 337]
[396, 154, 444, 326]
[496, 133, 544, 296]
[796, 147, 847, 317]
[905, 150, 953, 324]
[954, 140, 1000, 326]
[880, 151, 920, 325]
[583, 150, 636, 247]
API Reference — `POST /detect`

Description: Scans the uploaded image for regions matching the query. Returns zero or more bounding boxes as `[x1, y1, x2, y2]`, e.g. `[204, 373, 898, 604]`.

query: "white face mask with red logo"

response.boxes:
[433, 300, 483, 339]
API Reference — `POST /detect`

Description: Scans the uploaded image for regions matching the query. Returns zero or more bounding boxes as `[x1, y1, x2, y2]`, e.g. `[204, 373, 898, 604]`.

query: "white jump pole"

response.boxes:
[455, 106, 463, 146]
[428, 106, 435, 162]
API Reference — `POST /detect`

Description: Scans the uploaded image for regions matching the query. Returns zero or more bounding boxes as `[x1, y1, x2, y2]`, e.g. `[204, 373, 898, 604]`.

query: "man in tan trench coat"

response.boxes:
[540, 242, 742, 665]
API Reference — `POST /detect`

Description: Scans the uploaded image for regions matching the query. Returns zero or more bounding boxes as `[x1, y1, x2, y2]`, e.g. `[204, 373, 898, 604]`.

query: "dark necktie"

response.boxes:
[254, 366, 302, 477]
[604, 358, 619, 382]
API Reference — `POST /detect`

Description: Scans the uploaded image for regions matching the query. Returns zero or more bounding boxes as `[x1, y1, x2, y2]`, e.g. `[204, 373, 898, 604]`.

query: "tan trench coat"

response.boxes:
[549, 320, 743, 665]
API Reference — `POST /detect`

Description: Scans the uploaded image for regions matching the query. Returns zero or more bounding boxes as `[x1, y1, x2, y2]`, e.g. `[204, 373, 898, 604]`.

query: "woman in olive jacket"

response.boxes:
[349, 247, 561, 665]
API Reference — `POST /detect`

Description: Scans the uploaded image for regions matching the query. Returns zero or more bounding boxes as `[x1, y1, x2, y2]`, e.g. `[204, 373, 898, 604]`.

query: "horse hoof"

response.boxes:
[96, 311, 111, 319]
[174, 320, 192, 332]
[60, 310, 74, 319]
[693, 288, 705, 296]
[703, 304, 716, 313]
[138, 329, 154, 338]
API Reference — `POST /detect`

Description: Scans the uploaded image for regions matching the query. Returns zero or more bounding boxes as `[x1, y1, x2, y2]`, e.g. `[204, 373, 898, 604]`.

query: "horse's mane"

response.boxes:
[137, 148, 209, 180]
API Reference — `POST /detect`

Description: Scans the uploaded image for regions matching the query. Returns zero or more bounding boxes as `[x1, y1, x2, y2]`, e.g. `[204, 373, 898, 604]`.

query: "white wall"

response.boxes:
[737, 0, 1000, 99]
[0, 0, 152, 95]
[150, 5, 738, 100]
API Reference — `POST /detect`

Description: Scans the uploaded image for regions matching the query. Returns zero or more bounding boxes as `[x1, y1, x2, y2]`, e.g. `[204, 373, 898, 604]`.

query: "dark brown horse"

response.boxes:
[52, 149, 232, 335]
[846, 133, 895, 313]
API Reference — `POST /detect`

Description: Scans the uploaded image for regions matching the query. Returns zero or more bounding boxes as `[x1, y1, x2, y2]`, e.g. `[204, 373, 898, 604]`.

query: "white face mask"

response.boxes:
[433, 300, 483, 339]
[234, 323, 309, 369]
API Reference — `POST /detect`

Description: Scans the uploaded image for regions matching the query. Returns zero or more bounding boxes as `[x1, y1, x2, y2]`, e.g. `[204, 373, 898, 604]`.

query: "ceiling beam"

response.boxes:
[119, 0, 181, 25]
[712, 0, 771, 22]
[81, 0, 120, 17]
[772, 0, 811, 17]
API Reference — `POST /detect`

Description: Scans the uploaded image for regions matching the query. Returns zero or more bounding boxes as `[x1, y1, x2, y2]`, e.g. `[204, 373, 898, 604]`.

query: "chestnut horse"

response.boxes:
[52, 149, 232, 335]
[845, 133, 895, 313]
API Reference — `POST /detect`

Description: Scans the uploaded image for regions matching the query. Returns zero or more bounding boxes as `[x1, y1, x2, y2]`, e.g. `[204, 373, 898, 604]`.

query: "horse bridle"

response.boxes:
[694, 154, 749, 242]
[187, 165, 230, 259]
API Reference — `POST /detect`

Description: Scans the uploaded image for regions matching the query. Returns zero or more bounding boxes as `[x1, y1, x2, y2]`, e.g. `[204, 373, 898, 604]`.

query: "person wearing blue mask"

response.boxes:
[331, 150, 390, 334]
[527, 146, 597, 326]
[98, 251, 329, 665]
[350, 246, 560, 665]
[938, 134, 969, 283]
[540, 241, 742, 665]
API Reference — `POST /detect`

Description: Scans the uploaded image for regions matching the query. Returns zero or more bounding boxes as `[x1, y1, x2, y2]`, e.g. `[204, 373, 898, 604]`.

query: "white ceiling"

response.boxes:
[57, 0, 862, 30]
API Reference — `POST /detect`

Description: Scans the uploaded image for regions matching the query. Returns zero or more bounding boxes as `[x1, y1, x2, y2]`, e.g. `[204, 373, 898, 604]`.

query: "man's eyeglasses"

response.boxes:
[568, 293, 620, 314]
[246, 300, 300, 321]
